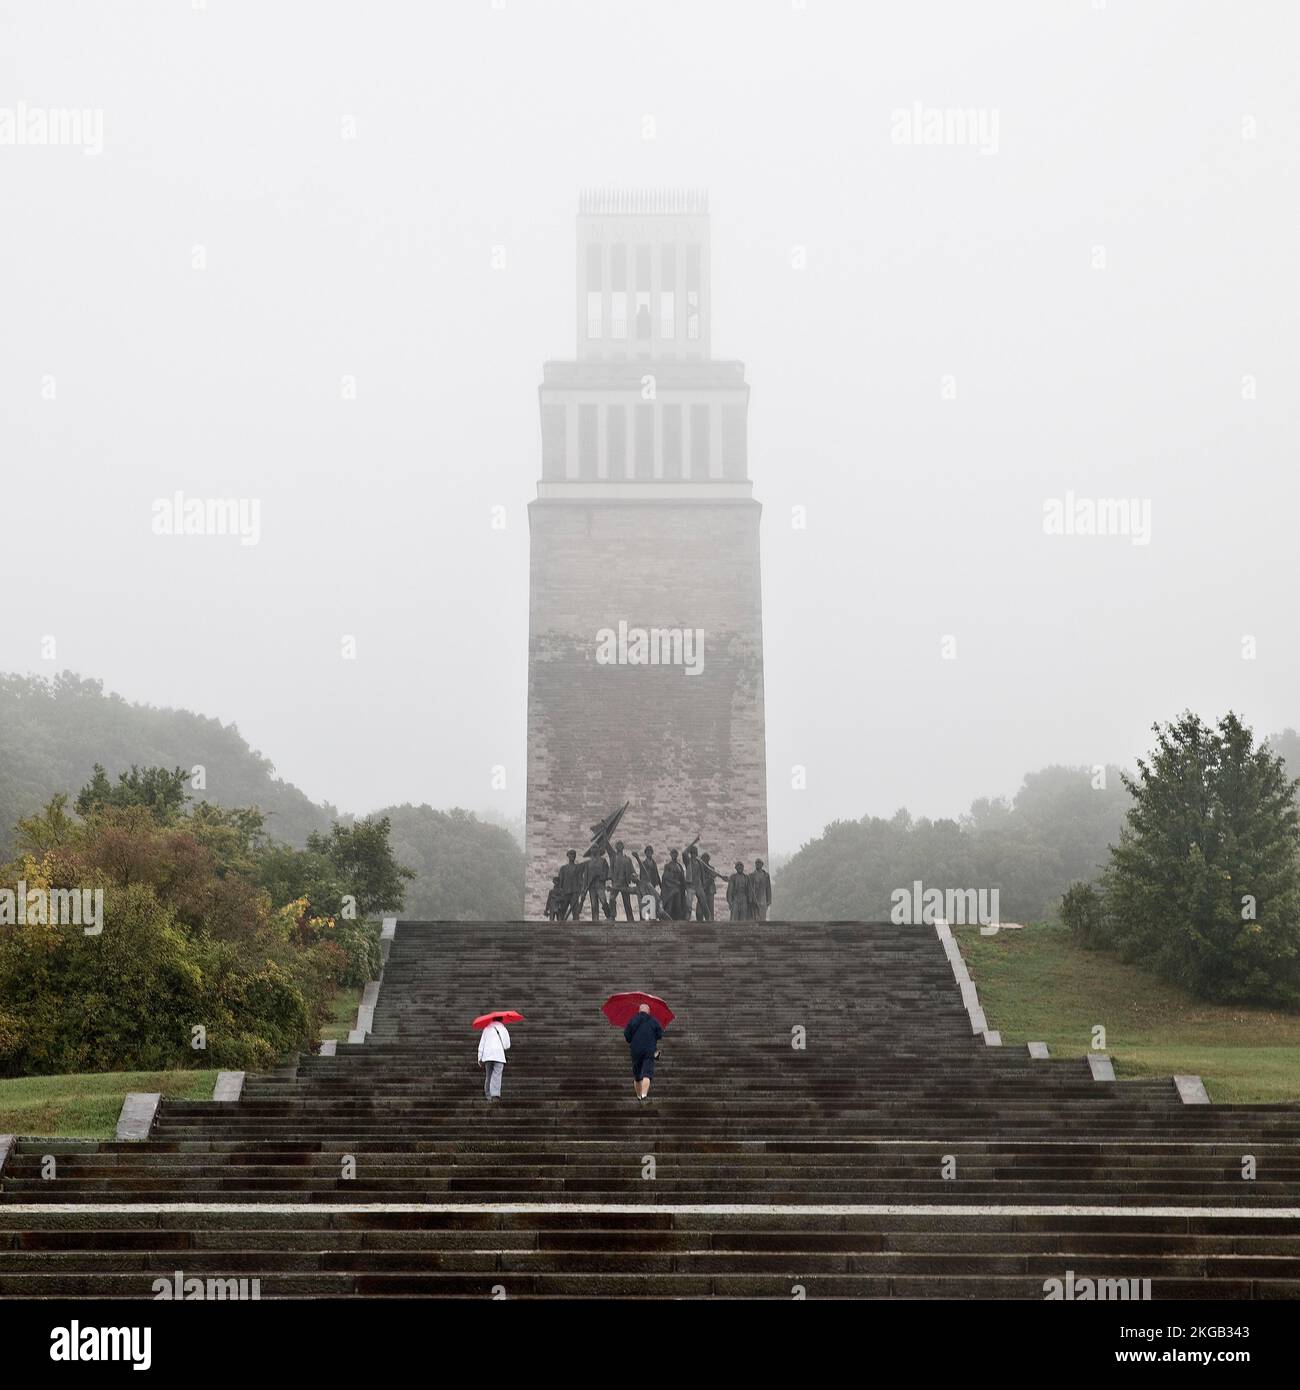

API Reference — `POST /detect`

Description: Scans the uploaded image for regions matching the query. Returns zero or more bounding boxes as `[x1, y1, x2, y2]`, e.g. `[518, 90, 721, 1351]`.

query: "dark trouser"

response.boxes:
[701, 893, 715, 920]
[612, 888, 637, 920]
[588, 886, 612, 921]
[662, 889, 681, 920]
[565, 893, 583, 921]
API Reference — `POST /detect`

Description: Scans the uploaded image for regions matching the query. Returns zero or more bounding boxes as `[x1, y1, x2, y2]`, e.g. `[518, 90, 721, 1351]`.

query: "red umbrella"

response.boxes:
[602, 992, 674, 1028]
[472, 1010, 525, 1030]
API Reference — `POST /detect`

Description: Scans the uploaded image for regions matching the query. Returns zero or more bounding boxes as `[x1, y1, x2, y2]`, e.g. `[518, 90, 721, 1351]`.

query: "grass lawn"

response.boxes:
[0, 1070, 219, 1139]
[956, 923, 1300, 1104]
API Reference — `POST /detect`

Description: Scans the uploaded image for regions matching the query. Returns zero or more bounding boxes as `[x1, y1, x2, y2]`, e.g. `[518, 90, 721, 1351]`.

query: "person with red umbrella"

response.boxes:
[474, 1010, 523, 1102]
[603, 992, 673, 1103]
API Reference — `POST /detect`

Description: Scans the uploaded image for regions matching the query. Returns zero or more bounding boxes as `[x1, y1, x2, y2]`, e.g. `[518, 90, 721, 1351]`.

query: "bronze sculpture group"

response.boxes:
[544, 803, 772, 923]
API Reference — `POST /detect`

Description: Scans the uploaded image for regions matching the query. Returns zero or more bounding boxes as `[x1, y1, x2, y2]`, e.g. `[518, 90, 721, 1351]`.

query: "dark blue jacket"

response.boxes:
[623, 1012, 663, 1056]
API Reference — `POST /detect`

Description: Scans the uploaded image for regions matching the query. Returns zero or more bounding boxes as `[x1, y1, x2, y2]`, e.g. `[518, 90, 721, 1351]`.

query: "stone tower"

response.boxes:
[524, 189, 768, 917]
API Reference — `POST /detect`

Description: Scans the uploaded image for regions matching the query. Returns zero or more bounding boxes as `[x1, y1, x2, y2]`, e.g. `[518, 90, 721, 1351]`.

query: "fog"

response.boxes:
[2, 0, 1297, 855]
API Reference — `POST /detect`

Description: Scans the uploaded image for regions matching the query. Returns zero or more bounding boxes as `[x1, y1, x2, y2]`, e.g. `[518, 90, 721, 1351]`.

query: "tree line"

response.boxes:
[777, 762, 1133, 924]
[0, 672, 526, 919]
[779, 715, 1300, 1007]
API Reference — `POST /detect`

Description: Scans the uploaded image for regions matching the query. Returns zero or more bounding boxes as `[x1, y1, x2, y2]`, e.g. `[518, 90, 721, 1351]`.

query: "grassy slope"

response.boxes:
[0, 1070, 218, 1139]
[956, 923, 1300, 1103]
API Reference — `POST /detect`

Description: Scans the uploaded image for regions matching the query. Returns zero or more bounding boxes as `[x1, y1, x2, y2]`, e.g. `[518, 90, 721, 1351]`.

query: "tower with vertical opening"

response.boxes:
[524, 189, 768, 916]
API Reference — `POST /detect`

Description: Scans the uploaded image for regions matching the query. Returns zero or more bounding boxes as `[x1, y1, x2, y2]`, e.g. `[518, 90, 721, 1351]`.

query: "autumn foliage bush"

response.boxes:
[0, 776, 401, 1076]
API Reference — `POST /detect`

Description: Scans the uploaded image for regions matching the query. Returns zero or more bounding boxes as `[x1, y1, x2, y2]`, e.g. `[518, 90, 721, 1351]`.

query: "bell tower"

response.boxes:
[576, 186, 711, 361]
[525, 189, 768, 916]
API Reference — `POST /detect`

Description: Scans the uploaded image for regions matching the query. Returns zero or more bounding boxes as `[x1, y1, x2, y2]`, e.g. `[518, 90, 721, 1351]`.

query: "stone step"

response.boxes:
[0, 1270, 1282, 1299]
[6, 919, 1298, 1300]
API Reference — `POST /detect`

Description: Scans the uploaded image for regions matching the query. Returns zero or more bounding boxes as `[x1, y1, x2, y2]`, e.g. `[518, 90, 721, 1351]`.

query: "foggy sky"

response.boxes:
[3, 0, 1297, 855]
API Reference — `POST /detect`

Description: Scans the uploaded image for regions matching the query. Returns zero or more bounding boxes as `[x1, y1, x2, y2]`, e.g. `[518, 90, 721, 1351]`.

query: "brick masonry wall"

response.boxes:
[525, 497, 768, 917]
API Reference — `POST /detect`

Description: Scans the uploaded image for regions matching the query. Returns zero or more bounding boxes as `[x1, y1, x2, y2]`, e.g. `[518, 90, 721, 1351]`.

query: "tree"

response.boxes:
[1060, 880, 1109, 949]
[1105, 712, 1300, 1005]
[298, 816, 414, 919]
[13, 795, 77, 853]
[256, 843, 348, 927]
[75, 763, 190, 821]
[1267, 728, 1300, 797]
[377, 804, 525, 920]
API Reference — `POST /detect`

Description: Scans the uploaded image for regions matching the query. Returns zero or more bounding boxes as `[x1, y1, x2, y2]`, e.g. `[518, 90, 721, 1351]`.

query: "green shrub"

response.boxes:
[330, 920, 382, 987]
[1060, 881, 1110, 950]
[0, 885, 317, 1076]
[0, 772, 412, 1076]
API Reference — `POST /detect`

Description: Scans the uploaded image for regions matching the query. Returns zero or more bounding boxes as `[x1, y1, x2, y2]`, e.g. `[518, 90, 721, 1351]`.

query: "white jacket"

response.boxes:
[477, 1022, 510, 1065]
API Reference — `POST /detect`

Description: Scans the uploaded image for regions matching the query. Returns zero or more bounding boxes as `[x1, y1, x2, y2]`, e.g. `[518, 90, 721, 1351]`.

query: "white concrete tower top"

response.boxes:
[576, 188, 712, 362]
[536, 189, 750, 502]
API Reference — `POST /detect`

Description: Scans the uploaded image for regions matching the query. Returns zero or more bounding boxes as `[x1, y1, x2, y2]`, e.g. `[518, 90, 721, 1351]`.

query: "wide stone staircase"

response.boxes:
[2, 921, 1299, 1297]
